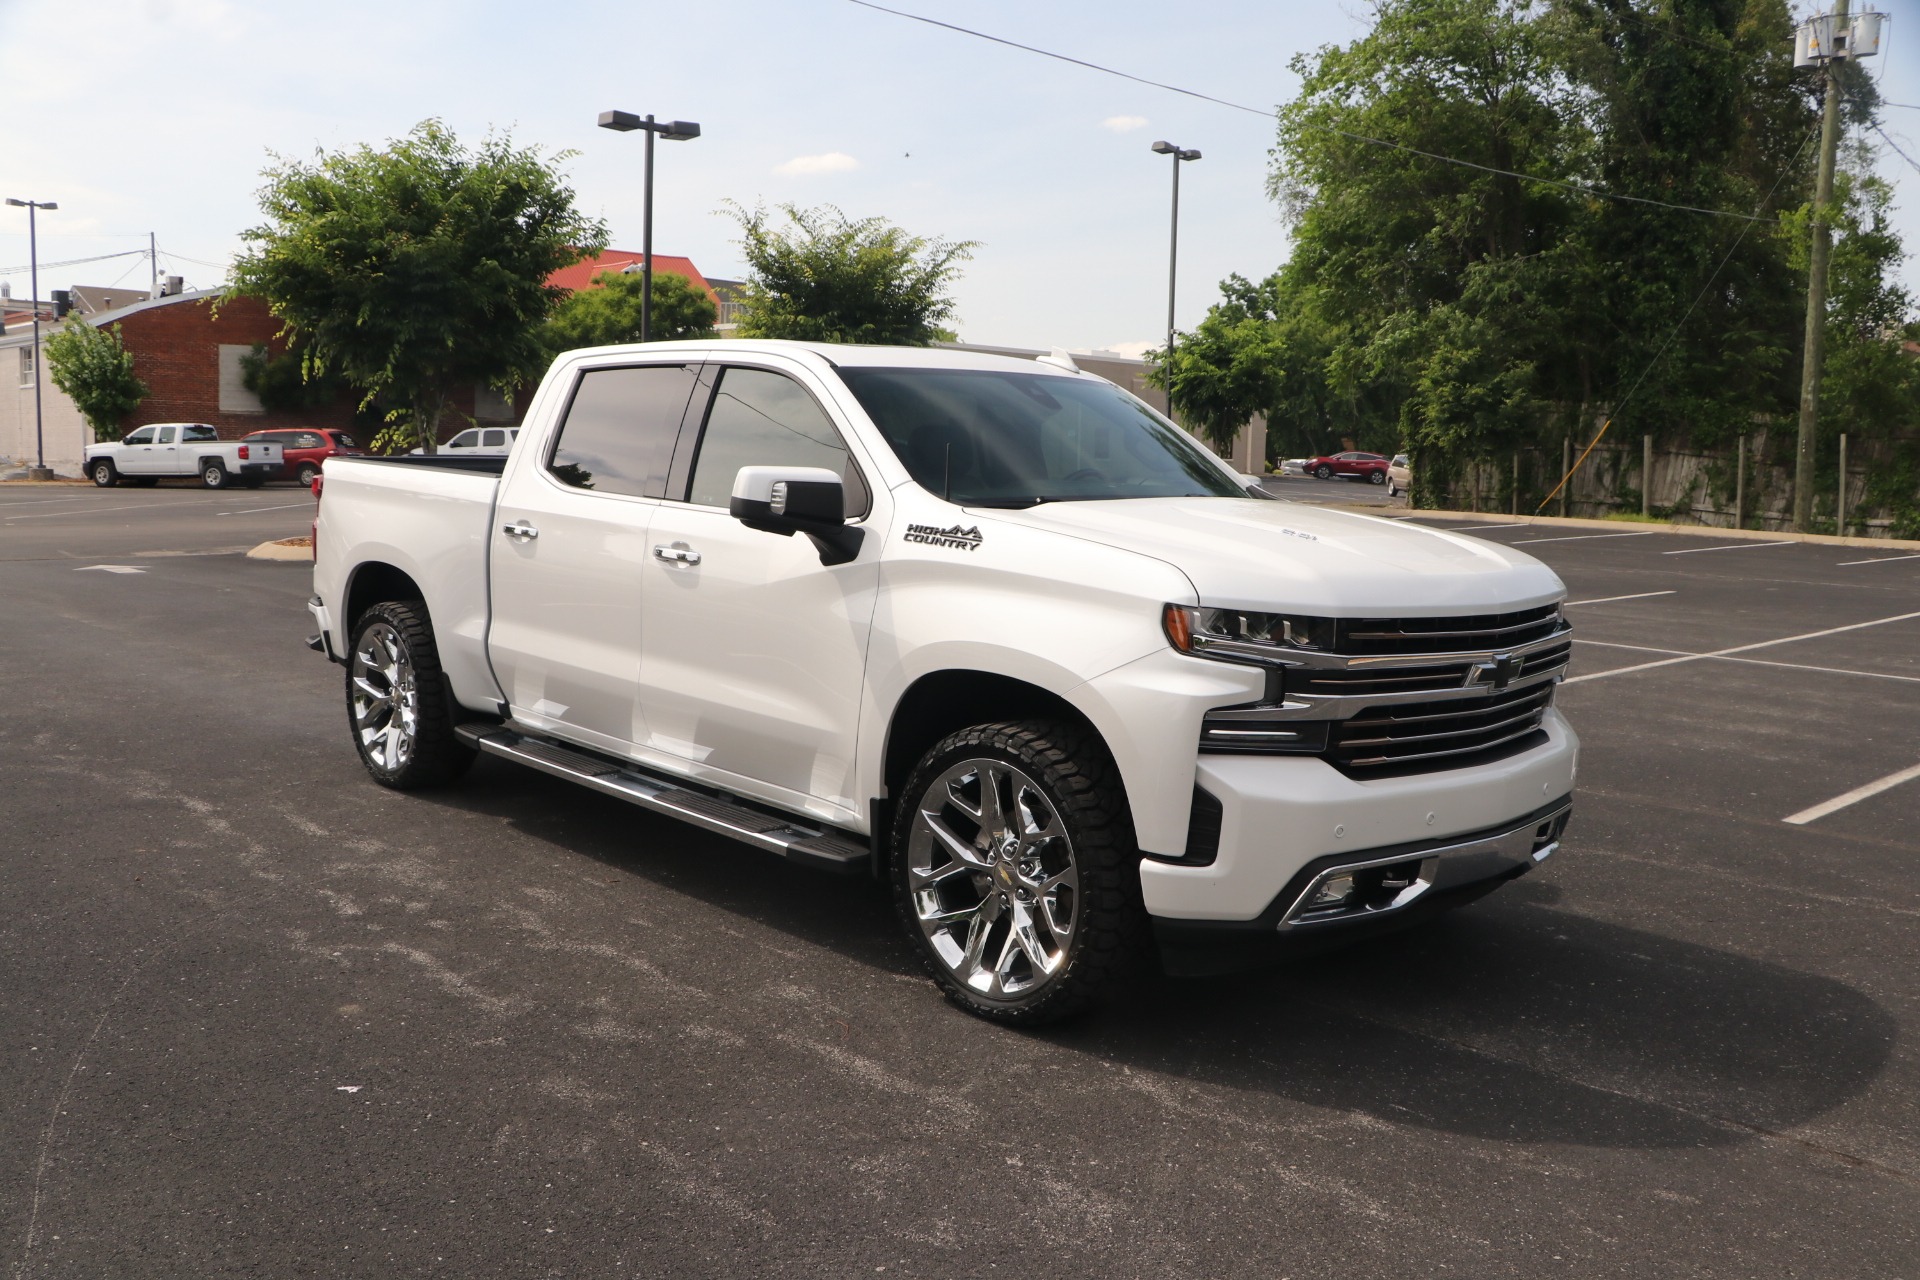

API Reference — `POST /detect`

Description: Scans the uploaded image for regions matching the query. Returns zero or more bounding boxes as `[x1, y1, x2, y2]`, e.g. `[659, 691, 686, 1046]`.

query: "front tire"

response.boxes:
[892, 720, 1147, 1026]
[90, 460, 119, 487]
[1314, 464, 1333, 479]
[200, 461, 229, 489]
[346, 600, 475, 789]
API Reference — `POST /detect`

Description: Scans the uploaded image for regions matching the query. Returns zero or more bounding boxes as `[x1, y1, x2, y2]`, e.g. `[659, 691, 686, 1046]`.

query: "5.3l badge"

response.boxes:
[904, 523, 984, 551]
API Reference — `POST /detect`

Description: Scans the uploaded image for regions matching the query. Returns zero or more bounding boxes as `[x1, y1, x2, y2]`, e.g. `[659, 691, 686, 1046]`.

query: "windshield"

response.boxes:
[838, 367, 1245, 507]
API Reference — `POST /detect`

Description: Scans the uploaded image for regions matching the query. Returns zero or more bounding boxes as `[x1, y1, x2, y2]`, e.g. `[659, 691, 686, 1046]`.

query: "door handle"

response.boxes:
[653, 542, 701, 566]
[501, 520, 539, 541]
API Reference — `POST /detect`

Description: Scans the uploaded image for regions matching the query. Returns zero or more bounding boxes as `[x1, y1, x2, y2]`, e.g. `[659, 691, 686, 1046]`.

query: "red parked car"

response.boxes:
[238, 428, 365, 486]
[1308, 451, 1390, 484]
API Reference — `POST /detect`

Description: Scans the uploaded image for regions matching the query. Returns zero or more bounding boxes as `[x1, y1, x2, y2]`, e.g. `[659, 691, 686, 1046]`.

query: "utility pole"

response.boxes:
[150, 231, 158, 296]
[1791, 1, 1878, 532]
[5, 197, 58, 480]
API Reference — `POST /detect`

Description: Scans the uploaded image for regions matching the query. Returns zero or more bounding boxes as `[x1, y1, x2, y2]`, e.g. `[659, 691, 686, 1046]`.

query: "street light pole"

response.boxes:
[1148, 141, 1201, 389]
[6, 197, 59, 480]
[597, 111, 702, 343]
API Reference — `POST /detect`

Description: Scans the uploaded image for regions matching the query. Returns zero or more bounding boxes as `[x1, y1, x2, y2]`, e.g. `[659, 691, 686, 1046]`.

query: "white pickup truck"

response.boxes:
[86, 423, 283, 488]
[307, 340, 1577, 1023]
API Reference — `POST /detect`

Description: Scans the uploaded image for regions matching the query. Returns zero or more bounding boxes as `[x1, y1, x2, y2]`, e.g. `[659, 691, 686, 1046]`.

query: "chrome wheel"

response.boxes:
[907, 758, 1080, 1000]
[350, 621, 419, 773]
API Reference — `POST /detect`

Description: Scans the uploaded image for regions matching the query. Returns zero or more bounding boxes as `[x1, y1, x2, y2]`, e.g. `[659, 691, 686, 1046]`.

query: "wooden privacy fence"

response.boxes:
[1433, 427, 1917, 538]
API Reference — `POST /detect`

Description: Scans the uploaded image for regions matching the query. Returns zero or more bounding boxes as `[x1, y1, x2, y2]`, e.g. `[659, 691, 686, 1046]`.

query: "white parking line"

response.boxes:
[3, 500, 180, 521]
[1564, 590, 1677, 606]
[1573, 638, 1920, 684]
[1514, 531, 1658, 545]
[1662, 540, 1798, 556]
[217, 502, 312, 516]
[1561, 610, 1920, 685]
[1783, 763, 1920, 826]
[1836, 554, 1920, 567]
[1426, 523, 1518, 532]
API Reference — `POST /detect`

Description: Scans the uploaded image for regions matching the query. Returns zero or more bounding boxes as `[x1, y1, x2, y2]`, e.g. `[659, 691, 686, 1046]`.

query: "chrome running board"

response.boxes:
[455, 725, 869, 874]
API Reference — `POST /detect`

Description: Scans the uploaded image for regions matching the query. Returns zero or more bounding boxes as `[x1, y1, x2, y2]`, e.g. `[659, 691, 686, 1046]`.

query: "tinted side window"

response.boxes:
[684, 367, 868, 514]
[293, 432, 323, 448]
[481, 429, 506, 448]
[124, 427, 156, 445]
[549, 364, 698, 499]
[182, 425, 219, 443]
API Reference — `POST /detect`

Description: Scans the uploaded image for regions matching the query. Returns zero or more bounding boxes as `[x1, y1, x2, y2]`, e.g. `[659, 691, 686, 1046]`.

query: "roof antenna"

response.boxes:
[1036, 347, 1081, 373]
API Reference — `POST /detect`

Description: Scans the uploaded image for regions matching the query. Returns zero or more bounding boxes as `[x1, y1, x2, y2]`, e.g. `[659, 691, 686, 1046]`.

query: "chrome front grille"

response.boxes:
[1195, 604, 1571, 774]
[1335, 604, 1564, 656]
[1326, 683, 1555, 774]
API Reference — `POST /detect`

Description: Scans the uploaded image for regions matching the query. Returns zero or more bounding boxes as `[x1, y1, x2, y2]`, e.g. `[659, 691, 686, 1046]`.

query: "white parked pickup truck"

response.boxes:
[86, 423, 283, 489]
[307, 341, 1577, 1023]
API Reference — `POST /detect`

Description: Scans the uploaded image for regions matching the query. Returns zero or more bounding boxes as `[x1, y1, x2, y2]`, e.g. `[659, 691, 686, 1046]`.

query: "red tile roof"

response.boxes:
[548, 250, 716, 301]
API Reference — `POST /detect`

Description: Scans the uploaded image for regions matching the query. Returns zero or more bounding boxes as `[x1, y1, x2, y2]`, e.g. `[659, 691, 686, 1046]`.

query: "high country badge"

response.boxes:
[904, 523, 985, 551]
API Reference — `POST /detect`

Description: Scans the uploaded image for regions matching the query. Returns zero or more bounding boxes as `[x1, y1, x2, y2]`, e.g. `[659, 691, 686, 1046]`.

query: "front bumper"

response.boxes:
[1152, 796, 1569, 974]
[1139, 709, 1578, 922]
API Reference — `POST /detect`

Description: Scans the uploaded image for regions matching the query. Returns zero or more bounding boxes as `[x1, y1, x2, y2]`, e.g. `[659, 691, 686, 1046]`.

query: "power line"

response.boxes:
[0, 249, 147, 275]
[1872, 121, 1920, 176]
[844, 0, 1777, 224]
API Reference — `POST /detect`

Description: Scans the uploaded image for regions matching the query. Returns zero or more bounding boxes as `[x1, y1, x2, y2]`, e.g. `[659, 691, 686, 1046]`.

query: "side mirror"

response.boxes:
[730, 465, 864, 566]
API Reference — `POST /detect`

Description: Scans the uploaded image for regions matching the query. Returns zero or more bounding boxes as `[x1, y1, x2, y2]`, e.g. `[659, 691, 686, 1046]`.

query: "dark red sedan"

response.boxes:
[1308, 451, 1390, 483]
[239, 428, 365, 486]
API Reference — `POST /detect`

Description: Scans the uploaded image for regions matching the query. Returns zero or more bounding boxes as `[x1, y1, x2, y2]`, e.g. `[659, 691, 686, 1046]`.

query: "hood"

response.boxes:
[990, 497, 1564, 615]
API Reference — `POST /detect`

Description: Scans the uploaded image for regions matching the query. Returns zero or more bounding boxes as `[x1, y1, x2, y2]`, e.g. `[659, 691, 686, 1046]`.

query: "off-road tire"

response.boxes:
[346, 600, 476, 790]
[891, 719, 1148, 1026]
[200, 460, 229, 489]
[90, 460, 118, 487]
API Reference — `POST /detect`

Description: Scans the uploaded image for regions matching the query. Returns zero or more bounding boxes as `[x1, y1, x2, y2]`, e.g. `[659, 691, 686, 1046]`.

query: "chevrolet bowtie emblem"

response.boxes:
[1468, 653, 1519, 690]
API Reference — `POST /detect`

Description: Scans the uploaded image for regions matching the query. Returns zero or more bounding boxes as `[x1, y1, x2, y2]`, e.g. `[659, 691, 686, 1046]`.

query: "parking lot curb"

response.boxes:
[1327, 507, 1918, 551]
[246, 539, 311, 562]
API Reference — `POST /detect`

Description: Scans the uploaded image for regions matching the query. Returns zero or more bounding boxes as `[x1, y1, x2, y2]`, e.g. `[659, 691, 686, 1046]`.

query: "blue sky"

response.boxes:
[2, 0, 1914, 355]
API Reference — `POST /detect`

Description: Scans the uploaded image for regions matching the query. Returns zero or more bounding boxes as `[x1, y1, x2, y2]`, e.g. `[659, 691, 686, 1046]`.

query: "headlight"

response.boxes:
[1163, 604, 1334, 665]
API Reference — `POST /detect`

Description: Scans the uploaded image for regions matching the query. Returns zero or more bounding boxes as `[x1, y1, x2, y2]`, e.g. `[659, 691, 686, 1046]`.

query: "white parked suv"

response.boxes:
[85, 423, 283, 488]
[306, 341, 1577, 1023]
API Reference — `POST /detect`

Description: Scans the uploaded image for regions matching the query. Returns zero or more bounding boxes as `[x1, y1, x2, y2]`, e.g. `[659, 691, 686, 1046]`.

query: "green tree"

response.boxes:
[44, 320, 148, 441]
[1150, 275, 1288, 452]
[542, 269, 717, 356]
[726, 202, 976, 345]
[230, 120, 607, 451]
[239, 342, 340, 413]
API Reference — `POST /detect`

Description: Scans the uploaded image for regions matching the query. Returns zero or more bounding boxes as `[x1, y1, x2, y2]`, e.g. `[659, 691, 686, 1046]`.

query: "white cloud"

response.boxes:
[1102, 116, 1149, 133]
[773, 152, 859, 176]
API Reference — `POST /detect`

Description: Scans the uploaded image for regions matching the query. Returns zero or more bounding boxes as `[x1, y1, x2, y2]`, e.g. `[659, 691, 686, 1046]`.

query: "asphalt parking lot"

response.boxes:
[3, 486, 1916, 1277]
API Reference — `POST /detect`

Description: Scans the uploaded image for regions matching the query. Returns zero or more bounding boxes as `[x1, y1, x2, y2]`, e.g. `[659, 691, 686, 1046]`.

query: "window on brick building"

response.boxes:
[17, 345, 34, 387]
[218, 345, 265, 414]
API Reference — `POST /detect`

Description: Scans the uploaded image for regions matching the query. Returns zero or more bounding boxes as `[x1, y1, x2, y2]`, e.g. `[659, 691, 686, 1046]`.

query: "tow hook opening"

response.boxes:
[1289, 855, 1437, 925]
[1531, 811, 1570, 863]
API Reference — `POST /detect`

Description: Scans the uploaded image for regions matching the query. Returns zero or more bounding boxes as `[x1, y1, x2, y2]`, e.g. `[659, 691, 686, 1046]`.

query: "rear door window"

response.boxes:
[680, 366, 868, 514]
[547, 364, 700, 499]
[156, 427, 178, 444]
[481, 429, 506, 448]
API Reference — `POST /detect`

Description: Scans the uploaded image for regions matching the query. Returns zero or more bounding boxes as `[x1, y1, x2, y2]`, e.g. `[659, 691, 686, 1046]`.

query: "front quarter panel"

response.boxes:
[861, 491, 1234, 856]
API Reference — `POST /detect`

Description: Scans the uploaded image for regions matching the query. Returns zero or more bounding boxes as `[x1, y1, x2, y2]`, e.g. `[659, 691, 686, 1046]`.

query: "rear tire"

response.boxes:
[346, 600, 476, 790]
[1369, 469, 1387, 485]
[891, 719, 1147, 1026]
[200, 461, 229, 489]
[296, 463, 320, 487]
[90, 460, 118, 487]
